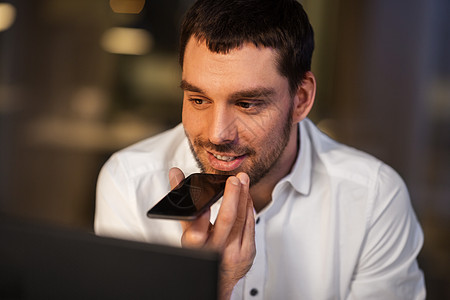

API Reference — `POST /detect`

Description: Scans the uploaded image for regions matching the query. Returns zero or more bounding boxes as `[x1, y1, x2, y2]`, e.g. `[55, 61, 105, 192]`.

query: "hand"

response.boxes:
[169, 167, 256, 300]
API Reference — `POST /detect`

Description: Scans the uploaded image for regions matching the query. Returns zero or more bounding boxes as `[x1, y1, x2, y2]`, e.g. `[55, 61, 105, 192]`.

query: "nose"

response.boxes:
[208, 105, 238, 145]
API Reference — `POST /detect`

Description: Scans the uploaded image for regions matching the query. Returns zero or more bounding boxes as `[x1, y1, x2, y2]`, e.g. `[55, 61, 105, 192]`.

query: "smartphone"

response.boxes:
[147, 173, 230, 220]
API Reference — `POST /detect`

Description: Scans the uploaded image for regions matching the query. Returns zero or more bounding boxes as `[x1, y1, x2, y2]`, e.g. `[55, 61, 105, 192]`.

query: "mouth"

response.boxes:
[212, 153, 239, 162]
[206, 151, 247, 172]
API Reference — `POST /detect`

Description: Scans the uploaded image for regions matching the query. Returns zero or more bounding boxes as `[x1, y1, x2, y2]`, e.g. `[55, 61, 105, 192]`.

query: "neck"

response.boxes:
[249, 124, 299, 212]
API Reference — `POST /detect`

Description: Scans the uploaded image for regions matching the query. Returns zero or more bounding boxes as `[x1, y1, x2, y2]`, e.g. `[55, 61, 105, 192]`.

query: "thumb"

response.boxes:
[168, 167, 189, 231]
[169, 167, 185, 190]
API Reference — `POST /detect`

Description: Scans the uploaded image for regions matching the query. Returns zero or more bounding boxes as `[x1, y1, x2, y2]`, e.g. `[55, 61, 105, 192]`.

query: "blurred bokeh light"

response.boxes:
[101, 27, 153, 55]
[0, 3, 16, 32]
[109, 0, 146, 14]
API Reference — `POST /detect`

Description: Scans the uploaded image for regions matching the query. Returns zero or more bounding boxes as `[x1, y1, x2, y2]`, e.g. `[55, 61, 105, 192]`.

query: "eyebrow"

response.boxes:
[180, 79, 276, 101]
[180, 80, 205, 94]
[229, 88, 276, 101]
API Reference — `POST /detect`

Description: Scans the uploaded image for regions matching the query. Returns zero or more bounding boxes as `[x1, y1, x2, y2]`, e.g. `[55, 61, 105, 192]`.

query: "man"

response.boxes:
[95, 0, 426, 299]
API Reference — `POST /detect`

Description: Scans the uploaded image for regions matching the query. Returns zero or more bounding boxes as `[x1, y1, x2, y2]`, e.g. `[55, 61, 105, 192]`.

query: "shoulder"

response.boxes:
[301, 119, 411, 225]
[302, 119, 415, 229]
[95, 124, 196, 242]
[302, 119, 400, 189]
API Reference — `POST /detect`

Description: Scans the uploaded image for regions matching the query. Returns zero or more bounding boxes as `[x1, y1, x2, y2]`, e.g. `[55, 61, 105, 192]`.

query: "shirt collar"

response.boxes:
[283, 119, 312, 196]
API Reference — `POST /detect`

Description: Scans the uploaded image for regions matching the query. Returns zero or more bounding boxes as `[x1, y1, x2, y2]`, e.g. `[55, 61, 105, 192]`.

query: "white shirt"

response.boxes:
[95, 119, 425, 299]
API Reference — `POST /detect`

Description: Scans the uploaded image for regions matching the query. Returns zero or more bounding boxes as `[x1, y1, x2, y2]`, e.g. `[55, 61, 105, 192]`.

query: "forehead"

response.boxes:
[182, 37, 286, 91]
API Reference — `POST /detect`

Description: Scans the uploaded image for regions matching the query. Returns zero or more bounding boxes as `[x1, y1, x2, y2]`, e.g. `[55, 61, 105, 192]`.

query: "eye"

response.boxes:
[237, 102, 253, 109]
[192, 98, 204, 105]
[236, 100, 265, 112]
[186, 97, 205, 105]
[187, 97, 211, 109]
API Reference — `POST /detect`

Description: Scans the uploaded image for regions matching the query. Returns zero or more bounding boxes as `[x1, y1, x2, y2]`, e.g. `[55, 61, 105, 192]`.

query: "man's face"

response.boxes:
[181, 38, 296, 185]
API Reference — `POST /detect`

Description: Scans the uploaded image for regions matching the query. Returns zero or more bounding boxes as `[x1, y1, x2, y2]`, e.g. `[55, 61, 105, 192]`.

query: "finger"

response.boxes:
[241, 195, 256, 254]
[169, 167, 185, 190]
[227, 173, 250, 245]
[180, 219, 190, 232]
[180, 209, 211, 248]
[207, 176, 241, 249]
[179, 206, 211, 233]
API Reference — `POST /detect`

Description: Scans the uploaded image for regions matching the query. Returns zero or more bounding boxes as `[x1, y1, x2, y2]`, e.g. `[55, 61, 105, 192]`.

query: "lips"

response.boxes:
[207, 151, 247, 172]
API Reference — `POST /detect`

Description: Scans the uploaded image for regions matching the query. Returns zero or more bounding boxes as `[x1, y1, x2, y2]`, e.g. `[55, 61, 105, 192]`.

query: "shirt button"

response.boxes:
[250, 288, 258, 296]
[256, 217, 260, 224]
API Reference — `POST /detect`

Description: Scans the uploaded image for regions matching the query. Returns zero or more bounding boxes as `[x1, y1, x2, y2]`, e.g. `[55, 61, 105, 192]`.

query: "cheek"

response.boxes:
[181, 103, 188, 127]
[182, 105, 204, 137]
[243, 111, 283, 138]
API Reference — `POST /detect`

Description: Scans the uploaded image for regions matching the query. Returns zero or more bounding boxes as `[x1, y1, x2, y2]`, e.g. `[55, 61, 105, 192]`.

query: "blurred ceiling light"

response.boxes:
[0, 3, 16, 32]
[101, 27, 153, 55]
[110, 0, 145, 14]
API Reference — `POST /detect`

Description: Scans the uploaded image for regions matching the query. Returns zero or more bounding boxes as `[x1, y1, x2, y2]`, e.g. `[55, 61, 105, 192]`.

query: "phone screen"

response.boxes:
[147, 173, 230, 220]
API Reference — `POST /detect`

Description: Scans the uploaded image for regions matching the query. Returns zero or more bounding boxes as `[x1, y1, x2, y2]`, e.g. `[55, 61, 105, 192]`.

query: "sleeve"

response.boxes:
[347, 164, 426, 299]
[94, 154, 147, 242]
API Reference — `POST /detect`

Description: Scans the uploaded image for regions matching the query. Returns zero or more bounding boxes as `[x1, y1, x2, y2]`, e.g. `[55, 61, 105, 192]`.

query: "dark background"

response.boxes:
[0, 0, 448, 298]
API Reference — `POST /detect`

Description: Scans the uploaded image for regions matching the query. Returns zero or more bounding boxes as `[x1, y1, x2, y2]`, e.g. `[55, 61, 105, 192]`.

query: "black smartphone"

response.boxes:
[147, 173, 230, 220]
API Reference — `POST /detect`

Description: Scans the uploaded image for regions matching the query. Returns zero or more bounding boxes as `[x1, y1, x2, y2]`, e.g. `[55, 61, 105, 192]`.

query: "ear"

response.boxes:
[291, 71, 316, 124]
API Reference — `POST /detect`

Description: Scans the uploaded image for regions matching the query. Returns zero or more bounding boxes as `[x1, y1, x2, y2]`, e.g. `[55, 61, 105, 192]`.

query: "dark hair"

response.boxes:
[179, 0, 314, 94]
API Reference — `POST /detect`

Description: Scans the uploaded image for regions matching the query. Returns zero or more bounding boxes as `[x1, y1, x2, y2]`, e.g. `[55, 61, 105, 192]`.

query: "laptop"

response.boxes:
[0, 215, 220, 299]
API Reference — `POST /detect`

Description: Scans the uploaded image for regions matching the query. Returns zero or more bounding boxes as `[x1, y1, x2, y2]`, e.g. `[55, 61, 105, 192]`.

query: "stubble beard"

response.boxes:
[185, 103, 294, 186]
